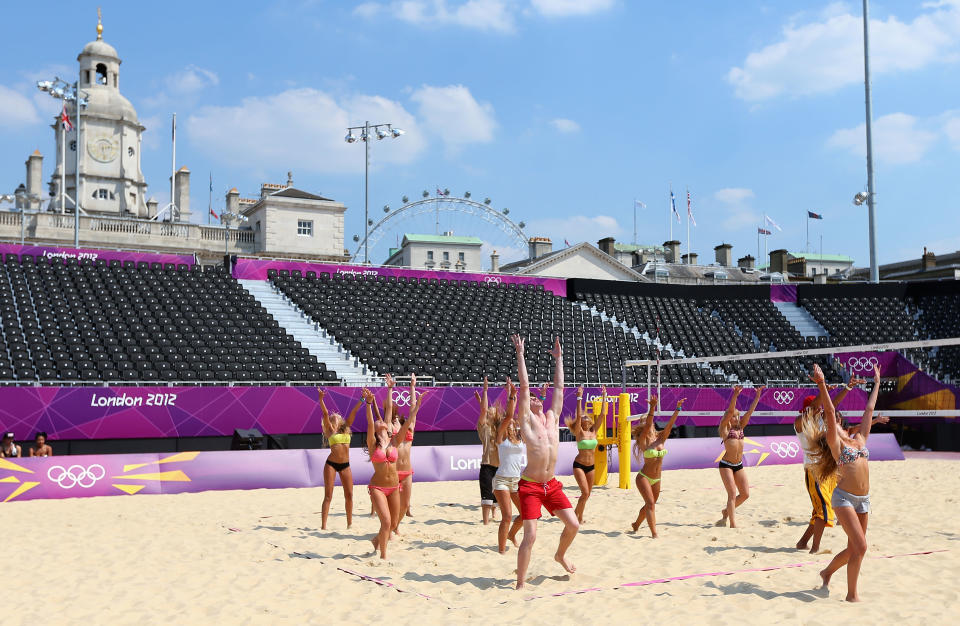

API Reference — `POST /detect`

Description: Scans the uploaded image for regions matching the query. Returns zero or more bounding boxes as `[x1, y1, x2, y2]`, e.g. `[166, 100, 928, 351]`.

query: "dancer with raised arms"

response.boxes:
[794, 379, 861, 553]
[630, 395, 684, 537]
[385, 374, 418, 533]
[493, 376, 524, 554]
[565, 385, 601, 524]
[319, 389, 362, 530]
[512, 335, 579, 591]
[475, 376, 501, 525]
[716, 385, 764, 528]
[806, 363, 881, 602]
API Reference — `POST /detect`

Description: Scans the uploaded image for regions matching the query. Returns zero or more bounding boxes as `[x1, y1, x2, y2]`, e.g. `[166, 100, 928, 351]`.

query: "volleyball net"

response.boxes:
[622, 336, 960, 418]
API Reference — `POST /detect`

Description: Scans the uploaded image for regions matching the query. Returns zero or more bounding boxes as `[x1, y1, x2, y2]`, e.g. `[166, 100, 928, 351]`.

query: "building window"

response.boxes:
[96, 63, 108, 85]
[458, 252, 465, 262]
[255, 221, 261, 232]
[93, 188, 110, 199]
[297, 220, 313, 236]
[84, 70, 91, 85]
[427, 251, 434, 261]
[443, 251, 450, 261]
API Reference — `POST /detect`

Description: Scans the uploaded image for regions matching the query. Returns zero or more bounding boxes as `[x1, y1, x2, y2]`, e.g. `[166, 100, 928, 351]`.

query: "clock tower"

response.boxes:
[53, 14, 149, 218]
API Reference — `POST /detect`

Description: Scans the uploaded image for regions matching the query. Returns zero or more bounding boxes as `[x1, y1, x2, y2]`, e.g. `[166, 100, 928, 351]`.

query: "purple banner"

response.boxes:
[231, 258, 568, 297]
[834, 351, 899, 378]
[836, 351, 960, 412]
[0, 434, 903, 503]
[0, 242, 194, 266]
[0, 385, 872, 441]
[770, 284, 797, 302]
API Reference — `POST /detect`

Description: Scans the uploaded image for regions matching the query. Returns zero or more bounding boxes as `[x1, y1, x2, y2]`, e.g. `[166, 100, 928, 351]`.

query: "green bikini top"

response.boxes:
[577, 439, 598, 451]
[643, 447, 667, 459]
[329, 433, 350, 445]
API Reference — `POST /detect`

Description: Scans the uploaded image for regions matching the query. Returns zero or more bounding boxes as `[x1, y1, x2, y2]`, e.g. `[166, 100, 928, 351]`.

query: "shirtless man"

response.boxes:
[512, 334, 579, 591]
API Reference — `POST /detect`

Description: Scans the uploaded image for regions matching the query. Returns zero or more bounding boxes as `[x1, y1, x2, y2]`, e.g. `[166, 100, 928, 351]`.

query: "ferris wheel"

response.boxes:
[351, 190, 528, 267]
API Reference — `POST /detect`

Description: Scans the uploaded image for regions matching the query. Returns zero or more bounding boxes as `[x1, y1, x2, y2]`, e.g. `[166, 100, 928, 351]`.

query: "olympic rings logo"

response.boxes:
[483, 276, 502, 285]
[772, 391, 795, 405]
[846, 356, 879, 372]
[769, 441, 800, 458]
[392, 390, 421, 407]
[46, 464, 106, 489]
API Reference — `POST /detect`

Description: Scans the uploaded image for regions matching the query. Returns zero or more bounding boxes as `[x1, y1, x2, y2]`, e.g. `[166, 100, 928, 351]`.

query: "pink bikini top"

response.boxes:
[371, 446, 398, 463]
[405, 431, 414, 442]
[725, 428, 744, 441]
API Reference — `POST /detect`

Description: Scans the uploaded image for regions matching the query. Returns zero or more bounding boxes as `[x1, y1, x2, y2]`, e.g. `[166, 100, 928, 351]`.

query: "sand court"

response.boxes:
[3, 457, 957, 624]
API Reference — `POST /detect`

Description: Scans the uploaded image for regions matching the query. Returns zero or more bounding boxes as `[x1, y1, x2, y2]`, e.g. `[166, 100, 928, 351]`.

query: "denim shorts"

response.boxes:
[831, 486, 870, 514]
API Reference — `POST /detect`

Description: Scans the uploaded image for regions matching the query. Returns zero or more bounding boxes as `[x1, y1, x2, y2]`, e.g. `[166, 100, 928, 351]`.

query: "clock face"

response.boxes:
[87, 137, 119, 163]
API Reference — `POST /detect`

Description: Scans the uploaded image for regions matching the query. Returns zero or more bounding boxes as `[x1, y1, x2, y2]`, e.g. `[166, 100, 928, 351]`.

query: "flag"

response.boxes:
[686, 190, 696, 226]
[670, 190, 681, 223]
[635, 199, 646, 209]
[808, 210, 823, 220]
[60, 103, 73, 131]
[764, 214, 782, 232]
[436, 187, 444, 196]
[209, 208, 220, 220]
[564, 239, 570, 247]
[758, 227, 771, 235]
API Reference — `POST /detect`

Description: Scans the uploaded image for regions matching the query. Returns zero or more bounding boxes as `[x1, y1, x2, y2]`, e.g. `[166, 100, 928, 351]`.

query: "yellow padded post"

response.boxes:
[618, 392, 631, 489]
[591, 397, 608, 486]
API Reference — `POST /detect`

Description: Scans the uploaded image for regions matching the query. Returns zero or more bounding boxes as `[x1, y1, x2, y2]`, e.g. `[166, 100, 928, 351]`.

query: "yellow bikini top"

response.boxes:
[643, 448, 667, 459]
[329, 433, 350, 445]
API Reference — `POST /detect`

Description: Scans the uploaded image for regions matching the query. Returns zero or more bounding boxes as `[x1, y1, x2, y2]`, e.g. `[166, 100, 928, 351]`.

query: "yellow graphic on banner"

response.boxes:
[0, 458, 33, 473]
[122, 451, 201, 473]
[0, 476, 20, 483]
[112, 484, 146, 495]
[112, 470, 191, 482]
[3, 481, 40, 502]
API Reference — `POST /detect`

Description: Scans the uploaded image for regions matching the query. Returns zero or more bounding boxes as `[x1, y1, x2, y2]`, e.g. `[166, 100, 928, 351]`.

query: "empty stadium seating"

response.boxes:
[0, 255, 333, 383]
[916, 294, 960, 382]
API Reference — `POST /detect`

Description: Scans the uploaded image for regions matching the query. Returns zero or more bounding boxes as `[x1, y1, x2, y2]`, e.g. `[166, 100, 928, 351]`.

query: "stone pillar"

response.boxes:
[598, 237, 616, 256]
[681, 252, 698, 265]
[528, 237, 553, 259]
[146, 197, 158, 217]
[225, 188, 240, 218]
[663, 240, 680, 263]
[769, 249, 789, 273]
[490, 250, 500, 272]
[25, 150, 42, 210]
[737, 255, 755, 270]
[174, 166, 191, 222]
[922, 247, 936, 271]
[714, 243, 733, 266]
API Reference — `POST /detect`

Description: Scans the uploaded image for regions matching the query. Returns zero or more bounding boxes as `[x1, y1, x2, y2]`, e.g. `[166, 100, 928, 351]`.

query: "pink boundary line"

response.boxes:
[337, 567, 437, 601]
[523, 549, 948, 602]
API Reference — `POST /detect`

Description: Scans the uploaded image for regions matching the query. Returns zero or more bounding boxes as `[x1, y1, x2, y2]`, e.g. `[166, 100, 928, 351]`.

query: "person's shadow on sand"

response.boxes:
[704, 580, 826, 602]
[404, 571, 505, 589]
[703, 545, 806, 555]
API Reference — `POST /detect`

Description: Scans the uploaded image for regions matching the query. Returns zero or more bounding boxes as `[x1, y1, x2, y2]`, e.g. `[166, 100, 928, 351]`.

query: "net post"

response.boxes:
[618, 392, 631, 489]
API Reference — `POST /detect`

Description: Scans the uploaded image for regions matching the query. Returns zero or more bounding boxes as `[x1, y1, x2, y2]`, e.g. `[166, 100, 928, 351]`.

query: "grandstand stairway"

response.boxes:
[773, 302, 829, 339]
[239, 280, 378, 386]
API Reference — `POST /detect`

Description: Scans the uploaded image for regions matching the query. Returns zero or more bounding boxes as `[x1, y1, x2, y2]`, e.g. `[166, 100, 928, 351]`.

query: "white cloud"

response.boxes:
[728, 2, 960, 101]
[0, 85, 40, 127]
[410, 84, 496, 148]
[945, 115, 960, 150]
[827, 112, 938, 164]
[185, 88, 425, 174]
[549, 118, 580, 133]
[355, 0, 516, 33]
[714, 187, 760, 231]
[526, 214, 622, 247]
[166, 65, 219, 95]
[530, 0, 614, 17]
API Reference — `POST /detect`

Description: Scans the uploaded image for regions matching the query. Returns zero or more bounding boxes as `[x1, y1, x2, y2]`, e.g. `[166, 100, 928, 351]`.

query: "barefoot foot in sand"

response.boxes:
[819, 568, 832, 589]
[554, 553, 576, 574]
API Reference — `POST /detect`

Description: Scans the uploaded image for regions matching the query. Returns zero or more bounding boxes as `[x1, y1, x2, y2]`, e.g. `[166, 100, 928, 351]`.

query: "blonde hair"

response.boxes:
[801, 416, 838, 483]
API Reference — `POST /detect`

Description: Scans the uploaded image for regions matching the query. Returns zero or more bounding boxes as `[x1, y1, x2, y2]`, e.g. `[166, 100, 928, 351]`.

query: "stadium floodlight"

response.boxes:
[345, 120, 405, 263]
[853, 191, 868, 206]
[36, 80, 53, 92]
[344, 131, 357, 143]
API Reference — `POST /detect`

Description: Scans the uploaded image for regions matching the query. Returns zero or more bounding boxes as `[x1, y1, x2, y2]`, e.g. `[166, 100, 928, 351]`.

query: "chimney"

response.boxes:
[226, 187, 239, 216]
[737, 255, 755, 270]
[286, 171, 294, 188]
[598, 237, 616, 256]
[146, 197, 158, 217]
[490, 250, 500, 273]
[922, 246, 936, 271]
[769, 249, 789, 273]
[681, 252, 698, 265]
[528, 236, 553, 259]
[663, 240, 681, 263]
[714, 243, 733, 267]
[173, 166, 191, 221]
[25, 150, 42, 210]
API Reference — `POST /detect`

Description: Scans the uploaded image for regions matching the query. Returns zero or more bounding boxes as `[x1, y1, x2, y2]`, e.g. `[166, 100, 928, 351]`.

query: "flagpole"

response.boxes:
[60, 101, 66, 214]
[669, 185, 673, 243]
[686, 187, 691, 265]
[757, 228, 760, 266]
[633, 198, 637, 245]
[820, 235, 824, 276]
[170, 112, 177, 222]
[208, 172, 212, 225]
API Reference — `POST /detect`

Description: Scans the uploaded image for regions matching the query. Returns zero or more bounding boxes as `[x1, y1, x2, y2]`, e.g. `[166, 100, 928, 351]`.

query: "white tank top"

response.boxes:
[796, 430, 815, 466]
[495, 439, 526, 478]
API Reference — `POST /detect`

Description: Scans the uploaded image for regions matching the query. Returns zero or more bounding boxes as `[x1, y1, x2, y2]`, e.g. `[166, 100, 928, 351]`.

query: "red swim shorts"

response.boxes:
[518, 477, 571, 520]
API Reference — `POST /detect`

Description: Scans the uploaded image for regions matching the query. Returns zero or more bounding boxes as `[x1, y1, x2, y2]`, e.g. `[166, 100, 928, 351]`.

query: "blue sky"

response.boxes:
[0, 0, 958, 267]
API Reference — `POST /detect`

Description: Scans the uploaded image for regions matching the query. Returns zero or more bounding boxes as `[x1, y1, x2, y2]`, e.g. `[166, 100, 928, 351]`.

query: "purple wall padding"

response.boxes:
[836, 351, 960, 410]
[770, 284, 798, 302]
[0, 434, 903, 503]
[0, 242, 195, 266]
[0, 386, 870, 441]
[231, 258, 568, 297]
